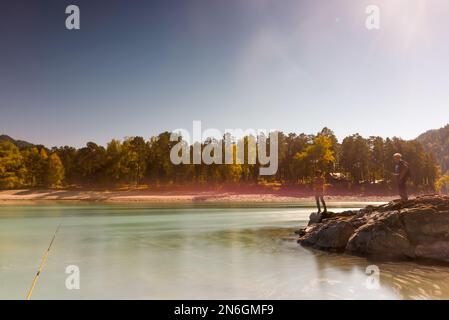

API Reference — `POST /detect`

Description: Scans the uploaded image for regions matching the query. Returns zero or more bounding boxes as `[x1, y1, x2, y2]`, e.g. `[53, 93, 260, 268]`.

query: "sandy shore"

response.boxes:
[0, 189, 395, 205]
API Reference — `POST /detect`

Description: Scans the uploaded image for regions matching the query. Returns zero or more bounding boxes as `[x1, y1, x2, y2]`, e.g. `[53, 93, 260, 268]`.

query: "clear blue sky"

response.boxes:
[1, 0, 448, 147]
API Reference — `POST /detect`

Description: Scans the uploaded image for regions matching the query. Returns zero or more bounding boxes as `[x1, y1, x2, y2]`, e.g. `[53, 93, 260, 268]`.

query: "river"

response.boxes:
[1, 202, 449, 299]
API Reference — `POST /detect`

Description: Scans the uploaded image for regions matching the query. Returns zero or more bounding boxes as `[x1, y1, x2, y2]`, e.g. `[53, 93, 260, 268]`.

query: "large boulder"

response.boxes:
[301, 220, 354, 251]
[415, 241, 449, 262]
[346, 221, 415, 259]
[307, 211, 345, 225]
[400, 207, 449, 243]
[307, 211, 323, 225]
[297, 195, 449, 264]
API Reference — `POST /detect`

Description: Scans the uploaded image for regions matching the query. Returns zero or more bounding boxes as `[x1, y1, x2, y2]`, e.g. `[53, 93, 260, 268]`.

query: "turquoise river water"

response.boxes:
[1, 202, 449, 299]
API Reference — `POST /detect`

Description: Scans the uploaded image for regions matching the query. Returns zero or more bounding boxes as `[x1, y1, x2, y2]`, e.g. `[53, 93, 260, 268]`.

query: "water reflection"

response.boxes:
[200, 226, 449, 300]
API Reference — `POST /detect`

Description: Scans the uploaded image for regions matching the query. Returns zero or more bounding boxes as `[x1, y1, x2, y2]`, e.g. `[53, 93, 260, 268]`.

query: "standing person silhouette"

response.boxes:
[393, 153, 410, 201]
[313, 170, 327, 213]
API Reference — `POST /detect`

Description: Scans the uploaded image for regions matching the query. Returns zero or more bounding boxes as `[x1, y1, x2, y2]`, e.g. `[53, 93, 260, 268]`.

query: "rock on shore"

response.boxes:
[297, 195, 449, 263]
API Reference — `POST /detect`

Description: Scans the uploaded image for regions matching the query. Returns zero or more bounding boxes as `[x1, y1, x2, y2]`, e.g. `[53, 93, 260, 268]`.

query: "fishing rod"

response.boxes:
[25, 221, 62, 300]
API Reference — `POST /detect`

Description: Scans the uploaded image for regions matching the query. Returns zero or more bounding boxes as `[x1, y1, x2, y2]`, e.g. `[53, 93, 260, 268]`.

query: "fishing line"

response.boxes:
[25, 221, 62, 300]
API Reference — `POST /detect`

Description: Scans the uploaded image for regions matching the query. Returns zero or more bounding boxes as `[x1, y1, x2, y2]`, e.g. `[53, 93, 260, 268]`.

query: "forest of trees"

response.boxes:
[0, 128, 443, 193]
[417, 124, 449, 193]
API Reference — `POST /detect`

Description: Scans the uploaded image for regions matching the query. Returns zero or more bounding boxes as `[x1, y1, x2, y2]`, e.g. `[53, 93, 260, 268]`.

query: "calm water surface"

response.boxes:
[1, 202, 449, 300]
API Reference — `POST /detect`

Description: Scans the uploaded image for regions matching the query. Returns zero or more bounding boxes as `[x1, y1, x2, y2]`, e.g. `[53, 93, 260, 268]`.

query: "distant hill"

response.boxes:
[417, 124, 449, 174]
[0, 134, 34, 149]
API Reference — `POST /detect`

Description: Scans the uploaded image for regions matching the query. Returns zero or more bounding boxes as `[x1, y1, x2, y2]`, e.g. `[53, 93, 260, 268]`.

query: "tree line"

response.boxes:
[0, 128, 441, 192]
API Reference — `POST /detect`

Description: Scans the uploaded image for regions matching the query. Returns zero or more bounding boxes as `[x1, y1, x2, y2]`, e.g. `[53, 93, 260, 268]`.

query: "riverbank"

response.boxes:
[0, 189, 395, 204]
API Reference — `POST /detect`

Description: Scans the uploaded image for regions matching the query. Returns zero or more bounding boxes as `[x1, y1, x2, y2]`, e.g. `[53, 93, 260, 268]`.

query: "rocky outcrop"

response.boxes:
[297, 195, 449, 263]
